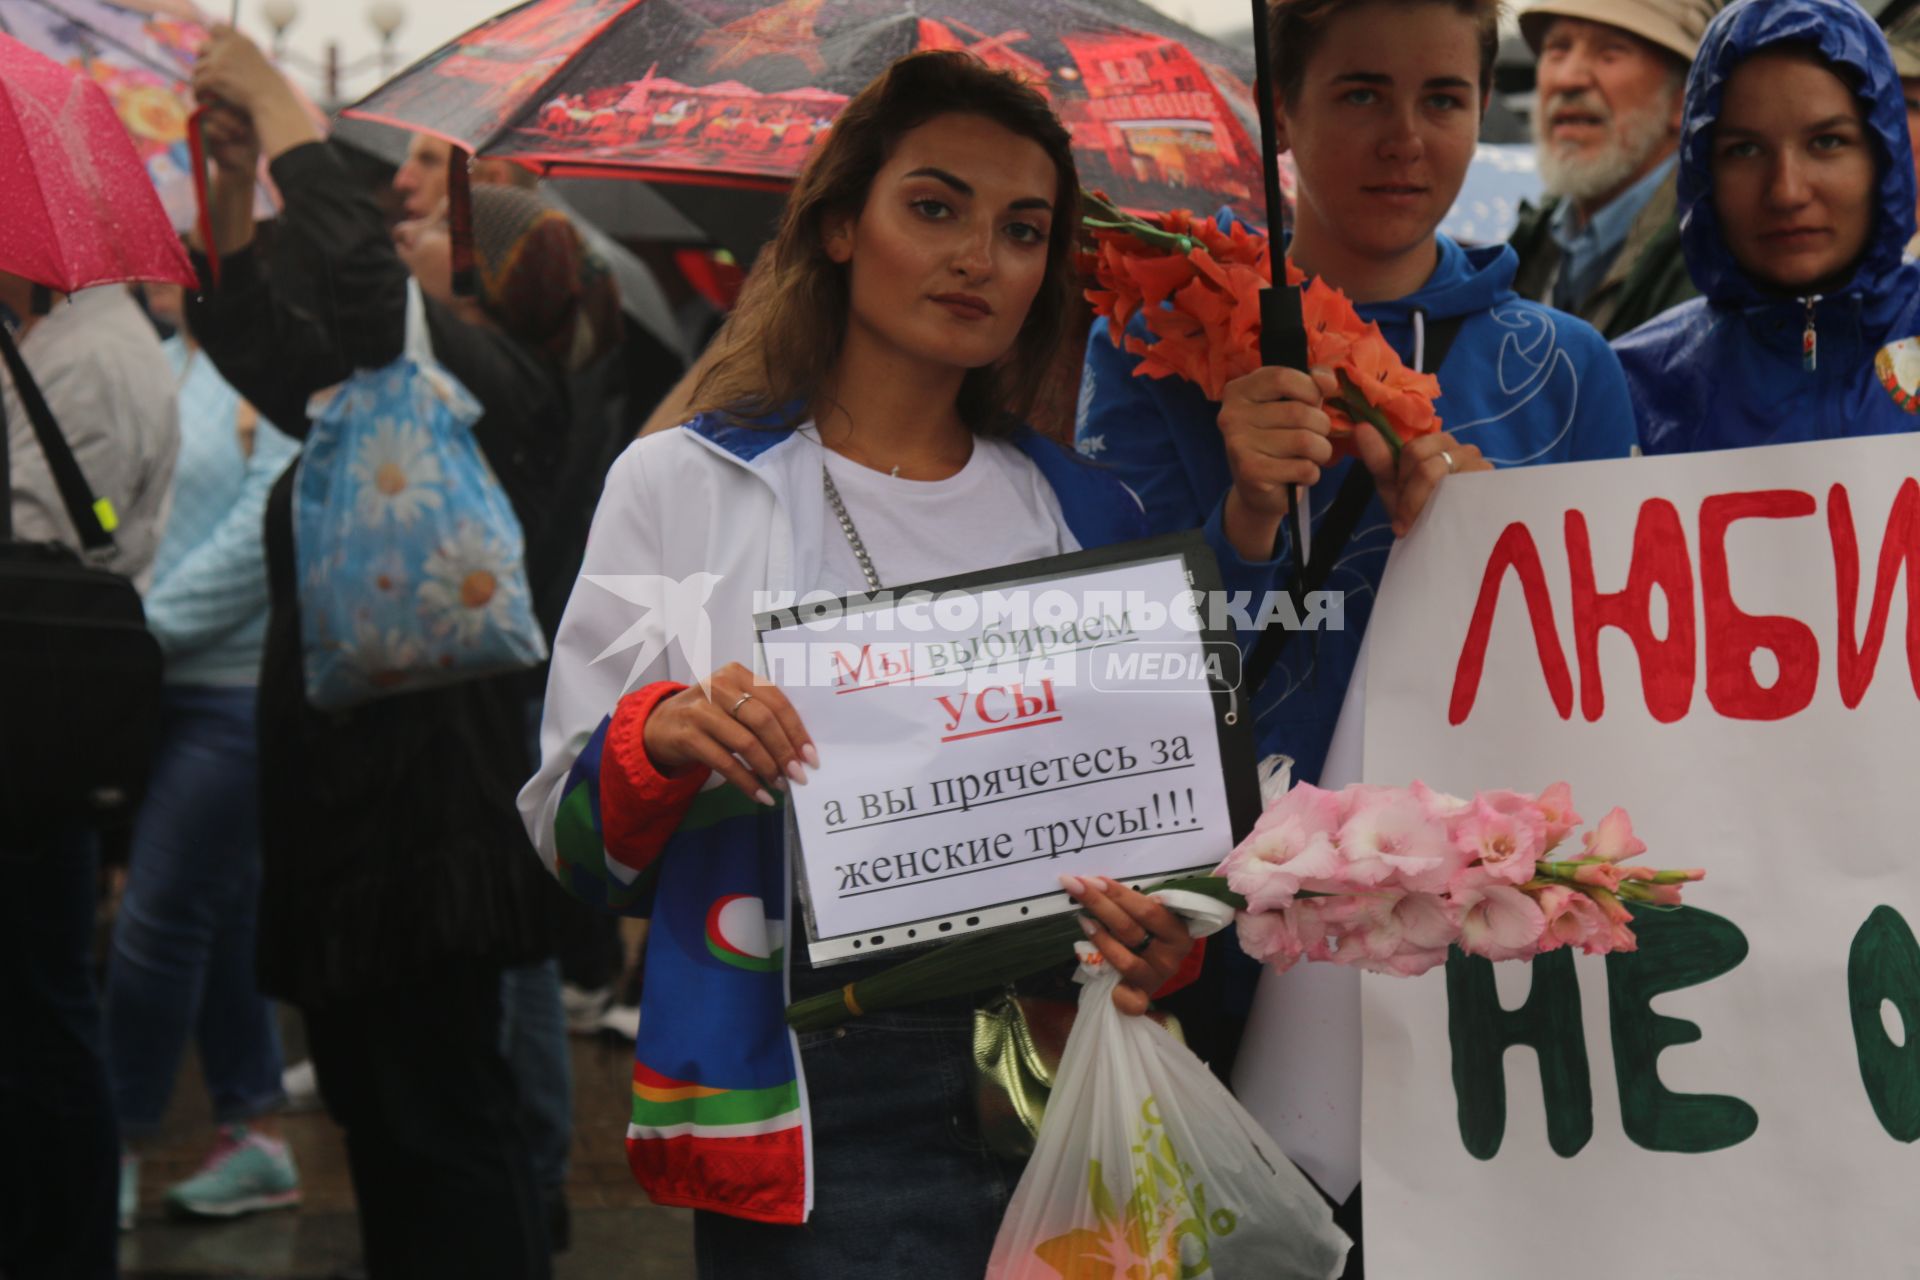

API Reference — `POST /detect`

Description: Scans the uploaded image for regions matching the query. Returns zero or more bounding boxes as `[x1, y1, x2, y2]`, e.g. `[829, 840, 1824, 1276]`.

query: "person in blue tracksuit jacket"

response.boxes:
[1078, 0, 1640, 791]
[1616, 0, 1920, 452]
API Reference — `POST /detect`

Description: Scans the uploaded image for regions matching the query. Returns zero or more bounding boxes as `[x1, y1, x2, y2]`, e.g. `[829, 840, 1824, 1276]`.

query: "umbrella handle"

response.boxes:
[449, 146, 476, 298]
[186, 105, 220, 290]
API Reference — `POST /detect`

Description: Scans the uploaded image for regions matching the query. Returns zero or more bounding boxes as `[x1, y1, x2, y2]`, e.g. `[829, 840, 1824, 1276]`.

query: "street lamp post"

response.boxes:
[256, 0, 407, 110]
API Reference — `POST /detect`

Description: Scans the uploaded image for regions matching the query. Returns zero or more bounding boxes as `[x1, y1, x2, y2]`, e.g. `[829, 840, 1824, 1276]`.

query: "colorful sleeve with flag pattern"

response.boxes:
[1155, 937, 1206, 999]
[551, 681, 706, 913]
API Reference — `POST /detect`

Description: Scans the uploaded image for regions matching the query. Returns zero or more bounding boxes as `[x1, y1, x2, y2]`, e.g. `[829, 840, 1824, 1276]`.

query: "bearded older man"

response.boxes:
[1509, 0, 1722, 337]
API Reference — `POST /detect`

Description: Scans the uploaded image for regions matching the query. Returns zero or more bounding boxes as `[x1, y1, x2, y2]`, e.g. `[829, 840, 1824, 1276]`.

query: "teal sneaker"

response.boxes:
[119, 1153, 139, 1231]
[164, 1124, 302, 1219]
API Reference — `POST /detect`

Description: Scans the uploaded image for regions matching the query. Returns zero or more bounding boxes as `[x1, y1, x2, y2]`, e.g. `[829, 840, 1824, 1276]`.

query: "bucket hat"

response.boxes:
[1518, 0, 1724, 64]
[1885, 7, 1920, 79]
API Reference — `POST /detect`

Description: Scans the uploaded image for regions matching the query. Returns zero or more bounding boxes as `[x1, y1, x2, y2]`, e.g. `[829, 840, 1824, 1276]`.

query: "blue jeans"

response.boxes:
[106, 685, 285, 1137]
[500, 957, 571, 1192]
[0, 829, 118, 1279]
[694, 1009, 1027, 1280]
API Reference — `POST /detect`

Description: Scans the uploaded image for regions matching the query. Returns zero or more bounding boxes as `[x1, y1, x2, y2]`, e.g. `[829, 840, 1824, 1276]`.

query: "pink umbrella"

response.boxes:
[0, 0, 328, 231]
[0, 30, 194, 290]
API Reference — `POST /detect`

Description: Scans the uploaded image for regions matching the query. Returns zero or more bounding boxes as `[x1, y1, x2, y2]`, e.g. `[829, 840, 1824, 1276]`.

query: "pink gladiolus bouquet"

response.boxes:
[786, 780, 1710, 1033]
[1217, 782, 1703, 978]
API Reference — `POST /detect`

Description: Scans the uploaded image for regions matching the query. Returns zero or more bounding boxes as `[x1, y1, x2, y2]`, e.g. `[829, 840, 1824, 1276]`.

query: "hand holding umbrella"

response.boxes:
[187, 98, 256, 259]
[191, 25, 316, 162]
[186, 24, 318, 279]
[1244, 0, 1319, 586]
[1215, 365, 1339, 561]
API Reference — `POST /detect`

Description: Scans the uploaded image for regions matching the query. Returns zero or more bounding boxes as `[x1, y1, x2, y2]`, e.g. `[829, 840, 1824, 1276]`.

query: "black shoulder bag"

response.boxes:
[0, 322, 163, 835]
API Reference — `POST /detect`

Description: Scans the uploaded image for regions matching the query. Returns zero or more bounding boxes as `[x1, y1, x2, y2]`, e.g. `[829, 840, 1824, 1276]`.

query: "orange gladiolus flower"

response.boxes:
[1085, 203, 1442, 460]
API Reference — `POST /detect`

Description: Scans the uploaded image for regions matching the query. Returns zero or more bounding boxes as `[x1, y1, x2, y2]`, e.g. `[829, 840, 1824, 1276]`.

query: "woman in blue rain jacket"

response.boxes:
[1616, 0, 1920, 452]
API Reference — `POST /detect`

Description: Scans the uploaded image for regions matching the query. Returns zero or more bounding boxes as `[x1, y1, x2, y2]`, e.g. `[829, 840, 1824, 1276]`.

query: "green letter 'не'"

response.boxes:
[1606, 906, 1758, 1153]
[1445, 949, 1592, 1159]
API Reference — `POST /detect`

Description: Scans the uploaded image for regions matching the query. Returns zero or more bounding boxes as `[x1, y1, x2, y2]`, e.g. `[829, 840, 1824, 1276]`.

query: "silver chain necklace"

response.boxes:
[822, 463, 882, 592]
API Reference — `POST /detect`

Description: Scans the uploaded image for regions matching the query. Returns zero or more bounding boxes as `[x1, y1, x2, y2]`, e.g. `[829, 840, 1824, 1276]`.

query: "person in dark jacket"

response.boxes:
[183, 27, 613, 1279]
[1507, 0, 1717, 338]
[1614, 0, 1920, 453]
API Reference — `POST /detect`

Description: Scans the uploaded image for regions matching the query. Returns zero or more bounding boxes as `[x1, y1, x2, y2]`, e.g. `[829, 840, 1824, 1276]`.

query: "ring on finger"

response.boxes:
[1126, 932, 1155, 956]
[729, 691, 755, 718]
[1440, 449, 1457, 475]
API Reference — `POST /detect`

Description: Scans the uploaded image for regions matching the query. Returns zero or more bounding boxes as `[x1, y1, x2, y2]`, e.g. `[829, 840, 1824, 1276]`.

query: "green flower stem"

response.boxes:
[1532, 859, 1697, 887]
[1332, 372, 1405, 455]
[1534, 859, 1609, 879]
[1082, 217, 1195, 253]
[1080, 190, 1134, 223]
[1080, 193, 1199, 253]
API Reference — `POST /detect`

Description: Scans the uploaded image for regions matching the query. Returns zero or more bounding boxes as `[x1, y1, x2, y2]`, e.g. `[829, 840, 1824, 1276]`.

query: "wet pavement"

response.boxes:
[121, 1024, 694, 1279]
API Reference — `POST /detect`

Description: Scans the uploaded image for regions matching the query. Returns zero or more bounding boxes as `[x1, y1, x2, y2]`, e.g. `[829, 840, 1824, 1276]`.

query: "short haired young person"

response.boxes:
[1079, 0, 1639, 796]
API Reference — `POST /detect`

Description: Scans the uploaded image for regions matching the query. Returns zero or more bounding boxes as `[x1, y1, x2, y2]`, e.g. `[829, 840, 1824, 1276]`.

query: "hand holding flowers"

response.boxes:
[1058, 874, 1195, 1015]
[785, 777, 1704, 1034]
[1083, 197, 1491, 548]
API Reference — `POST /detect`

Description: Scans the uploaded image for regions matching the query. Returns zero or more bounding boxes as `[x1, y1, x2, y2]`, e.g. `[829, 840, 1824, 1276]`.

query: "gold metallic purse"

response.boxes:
[972, 988, 1182, 1160]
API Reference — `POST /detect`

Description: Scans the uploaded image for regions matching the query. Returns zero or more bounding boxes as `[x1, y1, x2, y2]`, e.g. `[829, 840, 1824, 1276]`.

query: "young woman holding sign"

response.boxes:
[521, 52, 1194, 1278]
[1614, 0, 1920, 452]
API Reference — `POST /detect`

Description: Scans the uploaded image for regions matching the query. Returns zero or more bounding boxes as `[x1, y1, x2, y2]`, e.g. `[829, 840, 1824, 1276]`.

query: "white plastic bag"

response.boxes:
[987, 939, 1351, 1280]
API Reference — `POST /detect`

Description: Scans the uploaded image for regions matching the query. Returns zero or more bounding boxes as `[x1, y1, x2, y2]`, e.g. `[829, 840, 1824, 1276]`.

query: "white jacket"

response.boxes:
[519, 417, 1091, 875]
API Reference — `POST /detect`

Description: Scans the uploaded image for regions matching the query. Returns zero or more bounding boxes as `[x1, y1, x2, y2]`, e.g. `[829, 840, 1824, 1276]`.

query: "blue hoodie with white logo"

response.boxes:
[1615, 0, 1920, 453]
[1079, 230, 1637, 784]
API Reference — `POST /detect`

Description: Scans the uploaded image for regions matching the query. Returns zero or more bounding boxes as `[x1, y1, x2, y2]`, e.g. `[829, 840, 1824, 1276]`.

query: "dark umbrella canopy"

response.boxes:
[345, 0, 1265, 221]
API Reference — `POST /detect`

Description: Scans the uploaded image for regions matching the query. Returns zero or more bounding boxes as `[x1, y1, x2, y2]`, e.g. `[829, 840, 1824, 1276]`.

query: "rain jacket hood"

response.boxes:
[1676, 0, 1916, 316]
[1617, 0, 1920, 453]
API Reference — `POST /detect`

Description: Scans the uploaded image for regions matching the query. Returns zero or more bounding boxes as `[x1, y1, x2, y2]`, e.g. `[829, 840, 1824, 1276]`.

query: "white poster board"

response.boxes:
[758, 537, 1258, 963]
[1355, 434, 1920, 1277]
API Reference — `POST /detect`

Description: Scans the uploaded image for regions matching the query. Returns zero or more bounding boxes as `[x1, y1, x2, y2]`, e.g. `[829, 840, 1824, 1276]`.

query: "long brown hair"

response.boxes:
[686, 51, 1082, 437]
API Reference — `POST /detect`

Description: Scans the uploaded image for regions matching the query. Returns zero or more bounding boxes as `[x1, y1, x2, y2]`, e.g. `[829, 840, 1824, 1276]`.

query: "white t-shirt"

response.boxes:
[814, 433, 1067, 594]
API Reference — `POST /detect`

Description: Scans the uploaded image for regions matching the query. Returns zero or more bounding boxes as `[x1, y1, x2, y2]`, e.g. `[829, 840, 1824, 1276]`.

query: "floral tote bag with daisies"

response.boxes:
[292, 281, 547, 710]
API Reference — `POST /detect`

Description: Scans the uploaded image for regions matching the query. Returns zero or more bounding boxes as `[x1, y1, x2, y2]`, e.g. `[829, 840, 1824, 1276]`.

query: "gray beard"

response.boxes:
[1535, 92, 1677, 206]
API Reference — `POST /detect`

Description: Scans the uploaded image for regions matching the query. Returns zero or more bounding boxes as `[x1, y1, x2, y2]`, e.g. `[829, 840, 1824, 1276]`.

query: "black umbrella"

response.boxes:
[1247, 0, 1313, 578]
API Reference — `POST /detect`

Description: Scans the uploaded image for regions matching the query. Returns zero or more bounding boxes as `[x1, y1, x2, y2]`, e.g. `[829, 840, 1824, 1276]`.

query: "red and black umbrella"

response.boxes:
[342, 0, 1265, 221]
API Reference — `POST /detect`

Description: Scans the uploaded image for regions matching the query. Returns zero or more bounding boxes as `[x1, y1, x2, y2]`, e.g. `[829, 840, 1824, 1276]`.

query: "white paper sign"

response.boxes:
[1355, 434, 1920, 1277]
[760, 546, 1247, 963]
